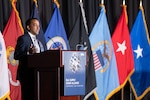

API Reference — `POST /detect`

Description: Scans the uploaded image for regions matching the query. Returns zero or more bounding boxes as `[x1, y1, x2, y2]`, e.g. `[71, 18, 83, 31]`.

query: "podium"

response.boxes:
[27, 50, 83, 100]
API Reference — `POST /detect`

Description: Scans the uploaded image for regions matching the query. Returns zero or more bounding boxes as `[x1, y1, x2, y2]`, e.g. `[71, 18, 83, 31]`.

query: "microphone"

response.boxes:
[76, 44, 84, 50]
[76, 42, 87, 50]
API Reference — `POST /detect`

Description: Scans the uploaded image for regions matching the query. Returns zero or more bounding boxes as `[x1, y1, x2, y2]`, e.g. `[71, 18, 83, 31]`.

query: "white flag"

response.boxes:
[0, 31, 10, 99]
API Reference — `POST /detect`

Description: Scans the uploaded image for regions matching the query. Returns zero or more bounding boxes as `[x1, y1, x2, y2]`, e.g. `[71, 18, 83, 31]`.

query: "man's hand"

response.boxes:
[29, 44, 37, 54]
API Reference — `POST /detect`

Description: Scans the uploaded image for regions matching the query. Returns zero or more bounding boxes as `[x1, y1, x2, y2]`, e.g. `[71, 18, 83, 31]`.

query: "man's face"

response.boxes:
[28, 19, 40, 35]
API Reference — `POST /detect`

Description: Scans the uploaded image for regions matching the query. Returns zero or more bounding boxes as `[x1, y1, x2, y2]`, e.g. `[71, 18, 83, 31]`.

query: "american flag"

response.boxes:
[93, 50, 104, 70]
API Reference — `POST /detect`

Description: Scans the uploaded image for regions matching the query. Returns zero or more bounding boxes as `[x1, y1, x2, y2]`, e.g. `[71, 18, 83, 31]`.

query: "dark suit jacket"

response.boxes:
[14, 32, 34, 80]
[14, 32, 47, 80]
[14, 32, 47, 99]
[14, 32, 32, 59]
[14, 31, 47, 60]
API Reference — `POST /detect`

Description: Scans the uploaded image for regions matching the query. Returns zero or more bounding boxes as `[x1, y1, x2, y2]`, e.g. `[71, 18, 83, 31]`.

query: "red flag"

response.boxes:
[3, 1, 24, 100]
[112, 5, 134, 87]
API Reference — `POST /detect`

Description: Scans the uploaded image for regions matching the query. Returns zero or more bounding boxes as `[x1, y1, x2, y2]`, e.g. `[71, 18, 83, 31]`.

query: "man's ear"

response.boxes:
[27, 25, 30, 31]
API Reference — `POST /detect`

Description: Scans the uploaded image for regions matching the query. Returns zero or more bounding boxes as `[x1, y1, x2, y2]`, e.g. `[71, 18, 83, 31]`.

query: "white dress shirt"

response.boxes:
[28, 32, 40, 53]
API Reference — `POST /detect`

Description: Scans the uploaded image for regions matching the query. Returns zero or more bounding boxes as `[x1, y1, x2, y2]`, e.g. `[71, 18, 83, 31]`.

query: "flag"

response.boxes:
[129, 6, 150, 100]
[0, 31, 10, 100]
[69, 2, 96, 100]
[3, 1, 23, 100]
[112, 5, 134, 87]
[31, 1, 47, 50]
[89, 5, 120, 100]
[44, 3, 70, 50]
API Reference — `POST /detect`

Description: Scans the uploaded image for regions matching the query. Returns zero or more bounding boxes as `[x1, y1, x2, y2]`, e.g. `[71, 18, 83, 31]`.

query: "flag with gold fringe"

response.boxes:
[129, 5, 150, 100]
[44, 2, 70, 50]
[0, 31, 10, 100]
[112, 5, 134, 87]
[3, 0, 23, 100]
[89, 5, 120, 100]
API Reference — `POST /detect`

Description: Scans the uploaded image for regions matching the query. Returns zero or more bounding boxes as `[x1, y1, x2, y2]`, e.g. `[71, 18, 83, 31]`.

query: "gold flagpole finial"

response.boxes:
[100, 0, 104, 7]
[123, 0, 125, 5]
[33, 0, 38, 7]
[140, 0, 142, 7]
[79, 0, 83, 3]
[101, 0, 104, 5]
[53, 0, 60, 8]
[10, 0, 17, 3]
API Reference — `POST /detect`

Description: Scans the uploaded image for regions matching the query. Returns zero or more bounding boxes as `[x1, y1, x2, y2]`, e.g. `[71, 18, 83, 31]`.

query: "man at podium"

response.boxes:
[14, 18, 46, 100]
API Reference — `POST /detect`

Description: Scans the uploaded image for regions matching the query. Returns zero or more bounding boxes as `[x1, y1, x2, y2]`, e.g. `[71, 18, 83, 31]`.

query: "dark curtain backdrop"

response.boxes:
[0, 0, 150, 100]
[0, 0, 150, 35]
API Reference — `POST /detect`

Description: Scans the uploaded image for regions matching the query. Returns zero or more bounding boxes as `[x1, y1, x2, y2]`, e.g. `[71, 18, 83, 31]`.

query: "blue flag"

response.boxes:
[89, 6, 120, 100]
[44, 3, 70, 50]
[129, 6, 150, 100]
[31, 2, 47, 51]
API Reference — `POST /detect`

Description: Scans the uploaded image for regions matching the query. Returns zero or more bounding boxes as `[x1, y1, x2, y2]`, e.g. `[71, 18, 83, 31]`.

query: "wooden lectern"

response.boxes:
[27, 50, 81, 100]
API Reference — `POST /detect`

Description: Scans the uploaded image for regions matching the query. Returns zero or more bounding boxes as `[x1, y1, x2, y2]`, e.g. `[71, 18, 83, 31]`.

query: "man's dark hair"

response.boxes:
[25, 18, 39, 30]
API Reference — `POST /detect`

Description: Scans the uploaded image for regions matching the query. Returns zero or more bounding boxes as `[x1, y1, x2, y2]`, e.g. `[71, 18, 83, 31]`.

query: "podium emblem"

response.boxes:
[69, 52, 81, 73]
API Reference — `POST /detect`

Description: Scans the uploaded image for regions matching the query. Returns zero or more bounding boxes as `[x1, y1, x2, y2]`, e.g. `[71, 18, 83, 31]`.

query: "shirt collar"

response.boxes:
[28, 31, 36, 39]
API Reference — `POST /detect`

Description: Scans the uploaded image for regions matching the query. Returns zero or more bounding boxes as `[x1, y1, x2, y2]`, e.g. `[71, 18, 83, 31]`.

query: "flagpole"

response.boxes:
[123, 0, 125, 5]
[121, 1, 125, 100]
[79, 0, 89, 34]
[101, 0, 104, 5]
[140, 0, 142, 7]
[79, 0, 82, 3]
[121, 88, 124, 100]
